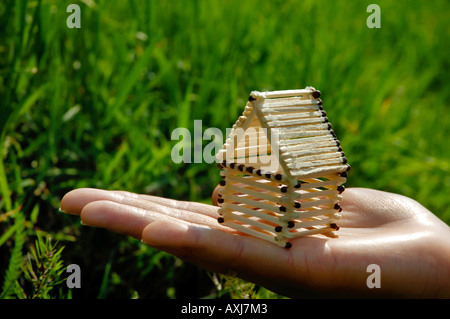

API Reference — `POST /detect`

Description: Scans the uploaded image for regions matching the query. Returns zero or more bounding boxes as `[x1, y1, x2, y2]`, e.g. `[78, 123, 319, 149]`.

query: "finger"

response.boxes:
[80, 200, 192, 239]
[141, 219, 286, 276]
[140, 219, 327, 296]
[61, 188, 221, 220]
[131, 192, 220, 219]
[60, 188, 125, 215]
[80, 198, 226, 234]
[103, 193, 220, 225]
[80, 200, 153, 238]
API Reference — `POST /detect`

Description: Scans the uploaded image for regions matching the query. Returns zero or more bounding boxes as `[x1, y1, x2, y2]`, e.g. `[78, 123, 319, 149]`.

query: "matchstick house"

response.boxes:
[215, 87, 350, 248]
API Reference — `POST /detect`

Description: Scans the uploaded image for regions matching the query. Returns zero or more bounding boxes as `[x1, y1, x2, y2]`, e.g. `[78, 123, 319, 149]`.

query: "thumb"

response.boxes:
[211, 184, 222, 206]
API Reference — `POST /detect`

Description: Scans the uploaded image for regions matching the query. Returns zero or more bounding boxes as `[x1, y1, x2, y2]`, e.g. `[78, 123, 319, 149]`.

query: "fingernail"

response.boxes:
[58, 207, 67, 213]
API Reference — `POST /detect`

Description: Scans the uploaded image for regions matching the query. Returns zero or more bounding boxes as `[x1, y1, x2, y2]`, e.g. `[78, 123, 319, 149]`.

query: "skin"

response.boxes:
[60, 186, 450, 298]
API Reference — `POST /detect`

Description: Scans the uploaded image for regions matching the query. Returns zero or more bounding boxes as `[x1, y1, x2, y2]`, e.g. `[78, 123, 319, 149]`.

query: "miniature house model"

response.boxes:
[215, 87, 350, 248]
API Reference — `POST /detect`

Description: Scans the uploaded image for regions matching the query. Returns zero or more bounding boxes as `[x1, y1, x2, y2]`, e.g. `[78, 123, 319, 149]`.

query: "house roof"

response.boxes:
[216, 87, 349, 185]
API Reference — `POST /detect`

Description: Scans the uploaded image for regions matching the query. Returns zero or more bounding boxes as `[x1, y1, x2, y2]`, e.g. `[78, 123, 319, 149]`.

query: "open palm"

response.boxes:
[60, 187, 450, 298]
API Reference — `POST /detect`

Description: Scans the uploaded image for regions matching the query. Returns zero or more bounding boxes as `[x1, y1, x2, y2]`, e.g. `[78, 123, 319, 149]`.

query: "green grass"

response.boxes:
[0, 0, 449, 298]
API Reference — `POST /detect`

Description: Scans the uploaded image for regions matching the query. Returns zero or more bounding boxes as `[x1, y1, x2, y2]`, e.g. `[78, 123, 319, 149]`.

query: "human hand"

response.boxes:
[60, 187, 450, 298]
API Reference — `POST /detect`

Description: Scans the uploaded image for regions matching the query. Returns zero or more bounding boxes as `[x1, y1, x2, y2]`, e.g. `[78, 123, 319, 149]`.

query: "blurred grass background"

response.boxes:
[0, 0, 448, 298]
